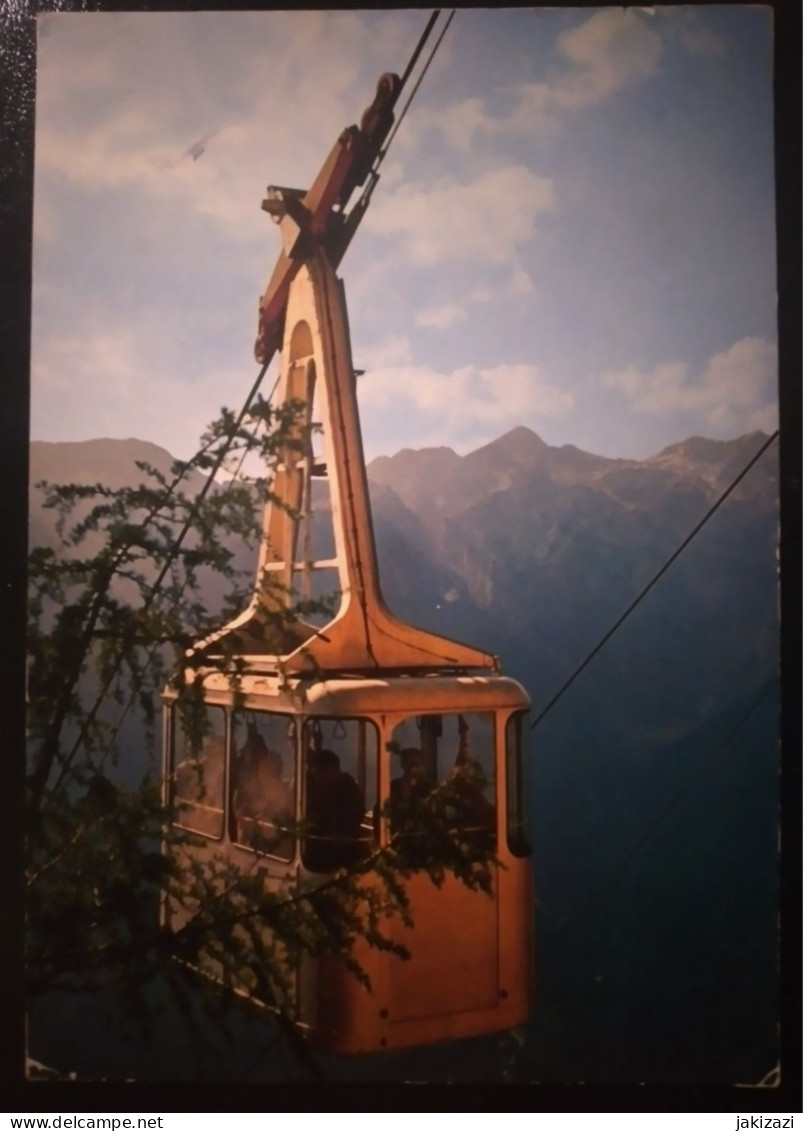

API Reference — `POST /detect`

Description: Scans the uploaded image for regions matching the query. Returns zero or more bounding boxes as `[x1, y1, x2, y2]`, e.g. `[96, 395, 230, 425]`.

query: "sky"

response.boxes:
[30, 7, 778, 464]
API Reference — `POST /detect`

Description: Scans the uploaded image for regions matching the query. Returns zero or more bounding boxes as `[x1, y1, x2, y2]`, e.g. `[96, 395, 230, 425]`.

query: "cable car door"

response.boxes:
[385, 711, 500, 1025]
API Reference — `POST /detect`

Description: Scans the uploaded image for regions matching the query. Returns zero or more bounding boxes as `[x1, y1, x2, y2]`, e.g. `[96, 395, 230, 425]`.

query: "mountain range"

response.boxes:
[27, 426, 780, 1083]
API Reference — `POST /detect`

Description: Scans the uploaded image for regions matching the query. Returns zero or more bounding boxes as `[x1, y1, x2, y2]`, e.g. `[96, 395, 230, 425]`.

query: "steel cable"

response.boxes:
[529, 429, 779, 732]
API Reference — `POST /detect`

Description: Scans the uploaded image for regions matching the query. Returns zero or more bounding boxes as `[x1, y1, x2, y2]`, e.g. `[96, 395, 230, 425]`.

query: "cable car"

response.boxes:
[162, 52, 533, 1055]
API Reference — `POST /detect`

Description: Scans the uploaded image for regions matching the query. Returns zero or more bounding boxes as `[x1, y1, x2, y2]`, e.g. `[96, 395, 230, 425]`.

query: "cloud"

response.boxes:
[505, 10, 662, 125]
[36, 113, 277, 246]
[602, 360, 689, 406]
[415, 304, 467, 330]
[552, 8, 663, 109]
[676, 23, 728, 57]
[661, 9, 729, 58]
[32, 330, 142, 397]
[602, 337, 778, 434]
[414, 97, 501, 153]
[359, 335, 414, 369]
[415, 284, 501, 331]
[359, 358, 574, 450]
[508, 265, 536, 295]
[412, 9, 663, 151]
[365, 165, 555, 264]
[30, 323, 270, 459]
[33, 11, 415, 244]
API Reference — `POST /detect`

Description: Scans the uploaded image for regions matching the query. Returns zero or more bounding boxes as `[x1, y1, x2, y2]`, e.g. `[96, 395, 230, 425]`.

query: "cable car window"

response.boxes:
[387, 712, 496, 848]
[172, 704, 226, 839]
[302, 717, 378, 874]
[506, 711, 531, 857]
[231, 712, 296, 861]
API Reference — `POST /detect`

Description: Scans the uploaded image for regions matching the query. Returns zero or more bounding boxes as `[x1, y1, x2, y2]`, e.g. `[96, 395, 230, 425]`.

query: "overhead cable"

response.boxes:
[378, 9, 456, 167]
[47, 359, 274, 801]
[529, 429, 779, 731]
[545, 675, 778, 941]
[398, 9, 442, 92]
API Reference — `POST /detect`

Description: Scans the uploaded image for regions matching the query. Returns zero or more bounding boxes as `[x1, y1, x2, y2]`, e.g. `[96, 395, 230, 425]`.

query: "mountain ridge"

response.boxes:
[30, 426, 773, 492]
[29, 427, 778, 725]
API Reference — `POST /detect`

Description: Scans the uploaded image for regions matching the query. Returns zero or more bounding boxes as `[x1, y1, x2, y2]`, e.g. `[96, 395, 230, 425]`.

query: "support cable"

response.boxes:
[529, 429, 779, 732]
[77, 5, 452, 760]
[399, 9, 442, 93]
[377, 10, 456, 168]
[45, 359, 274, 803]
[88, 369, 284, 776]
[223, 370, 281, 494]
[554, 675, 778, 936]
[500, 673, 777, 1082]
[348, 9, 454, 221]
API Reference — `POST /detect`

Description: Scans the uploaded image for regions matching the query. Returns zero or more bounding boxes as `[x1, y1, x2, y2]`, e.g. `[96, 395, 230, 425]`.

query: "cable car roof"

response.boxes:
[165, 670, 530, 714]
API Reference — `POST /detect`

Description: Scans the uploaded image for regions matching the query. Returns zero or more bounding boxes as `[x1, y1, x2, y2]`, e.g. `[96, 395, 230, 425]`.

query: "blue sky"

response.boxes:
[31, 7, 777, 463]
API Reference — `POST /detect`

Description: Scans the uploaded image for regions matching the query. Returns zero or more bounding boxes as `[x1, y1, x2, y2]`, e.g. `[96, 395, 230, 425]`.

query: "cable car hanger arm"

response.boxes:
[254, 9, 447, 365]
[254, 72, 400, 365]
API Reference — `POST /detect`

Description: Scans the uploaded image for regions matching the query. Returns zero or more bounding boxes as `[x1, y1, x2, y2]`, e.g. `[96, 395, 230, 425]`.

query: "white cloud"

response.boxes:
[699, 337, 778, 423]
[506, 10, 662, 124]
[603, 360, 689, 407]
[359, 359, 574, 450]
[744, 402, 779, 434]
[676, 24, 728, 57]
[412, 9, 664, 153]
[602, 337, 778, 434]
[552, 8, 663, 109]
[30, 324, 271, 459]
[508, 265, 536, 295]
[415, 304, 467, 330]
[377, 160, 405, 190]
[33, 11, 415, 245]
[36, 108, 314, 248]
[32, 331, 142, 397]
[359, 335, 414, 369]
[415, 284, 499, 331]
[413, 97, 501, 153]
[662, 9, 729, 58]
[365, 165, 555, 264]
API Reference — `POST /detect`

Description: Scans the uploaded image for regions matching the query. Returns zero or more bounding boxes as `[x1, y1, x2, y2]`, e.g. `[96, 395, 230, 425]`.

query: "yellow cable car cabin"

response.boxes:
[161, 66, 534, 1055]
[163, 673, 532, 1054]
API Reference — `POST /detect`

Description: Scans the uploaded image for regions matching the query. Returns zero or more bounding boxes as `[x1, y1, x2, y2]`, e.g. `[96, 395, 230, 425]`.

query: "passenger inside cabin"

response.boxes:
[384, 746, 435, 844]
[304, 748, 365, 872]
[234, 725, 293, 846]
[390, 747, 431, 807]
[385, 719, 495, 847]
[449, 715, 496, 844]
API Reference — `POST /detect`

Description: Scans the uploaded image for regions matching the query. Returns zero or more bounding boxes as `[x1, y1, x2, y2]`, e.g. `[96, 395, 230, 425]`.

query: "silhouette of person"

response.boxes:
[234, 725, 292, 848]
[304, 748, 365, 872]
[390, 747, 431, 807]
[384, 746, 436, 846]
[450, 715, 495, 844]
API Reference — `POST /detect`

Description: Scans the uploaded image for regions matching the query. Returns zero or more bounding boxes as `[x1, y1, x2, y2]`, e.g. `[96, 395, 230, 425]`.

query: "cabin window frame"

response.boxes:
[170, 701, 227, 842]
[300, 714, 380, 874]
[382, 709, 498, 851]
[505, 709, 531, 857]
[229, 708, 299, 864]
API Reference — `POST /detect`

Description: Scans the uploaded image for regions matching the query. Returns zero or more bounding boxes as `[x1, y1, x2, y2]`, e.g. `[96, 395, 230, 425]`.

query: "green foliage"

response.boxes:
[26, 402, 498, 1069]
